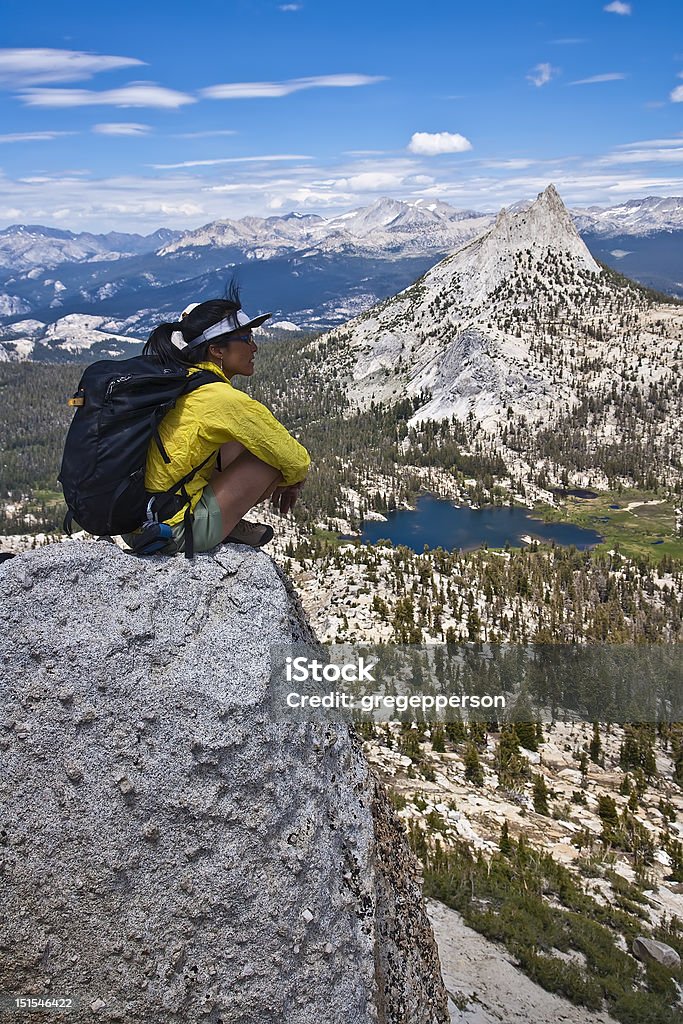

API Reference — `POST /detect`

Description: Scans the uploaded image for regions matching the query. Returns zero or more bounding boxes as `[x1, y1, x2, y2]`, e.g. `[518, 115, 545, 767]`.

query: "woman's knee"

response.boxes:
[212, 450, 281, 503]
[219, 441, 247, 468]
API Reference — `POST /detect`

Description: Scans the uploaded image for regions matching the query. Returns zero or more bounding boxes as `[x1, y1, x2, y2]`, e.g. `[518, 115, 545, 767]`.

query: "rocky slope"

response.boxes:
[0, 542, 448, 1024]
[428, 900, 619, 1024]
[0, 313, 144, 361]
[316, 184, 683, 482]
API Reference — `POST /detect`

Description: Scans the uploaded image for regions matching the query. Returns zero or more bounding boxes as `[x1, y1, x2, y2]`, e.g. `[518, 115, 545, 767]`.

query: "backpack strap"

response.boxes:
[183, 501, 195, 559]
[152, 421, 172, 464]
[147, 449, 217, 559]
[143, 369, 222, 557]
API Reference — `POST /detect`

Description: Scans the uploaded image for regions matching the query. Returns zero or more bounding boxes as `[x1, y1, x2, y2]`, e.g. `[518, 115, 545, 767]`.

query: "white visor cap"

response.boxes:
[186, 307, 272, 349]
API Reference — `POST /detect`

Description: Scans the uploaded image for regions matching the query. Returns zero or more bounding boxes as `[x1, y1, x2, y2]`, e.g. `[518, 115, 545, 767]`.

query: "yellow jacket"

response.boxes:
[145, 361, 310, 527]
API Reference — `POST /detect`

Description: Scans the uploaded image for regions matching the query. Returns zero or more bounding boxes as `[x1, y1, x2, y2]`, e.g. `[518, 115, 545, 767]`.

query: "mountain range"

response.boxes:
[2, 194, 682, 272]
[0, 190, 682, 361]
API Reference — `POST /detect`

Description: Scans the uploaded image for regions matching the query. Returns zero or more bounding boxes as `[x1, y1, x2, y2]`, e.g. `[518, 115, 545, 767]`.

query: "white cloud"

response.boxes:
[152, 154, 312, 169]
[483, 159, 536, 169]
[526, 63, 557, 87]
[570, 73, 627, 85]
[0, 131, 75, 143]
[266, 189, 353, 210]
[279, 3, 302, 9]
[671, 84, 683, 102]
[203, 179, 357, 210]
[92, 122, 150, 135]
[18, 84, 195, 108]
[0, 48, 144, 86]
[615, 136, 683, 148]
[201, 74, 385, 100]
[336, 171, 405, 190]
[4, 132, 683, 233]
[204, 181, 292, 194]
[407, 131, 472, 155]
[604, 1, 631, 14]
[599, 146, 683, 164]
[175, 129, 237, 138]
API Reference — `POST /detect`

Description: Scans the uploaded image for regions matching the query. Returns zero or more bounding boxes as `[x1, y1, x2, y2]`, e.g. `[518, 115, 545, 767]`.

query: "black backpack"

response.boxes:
[58, 355, 221, 557]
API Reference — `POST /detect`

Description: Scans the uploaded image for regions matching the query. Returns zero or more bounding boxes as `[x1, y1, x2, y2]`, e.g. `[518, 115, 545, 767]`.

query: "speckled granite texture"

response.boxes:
[0, 542, 447, 1024]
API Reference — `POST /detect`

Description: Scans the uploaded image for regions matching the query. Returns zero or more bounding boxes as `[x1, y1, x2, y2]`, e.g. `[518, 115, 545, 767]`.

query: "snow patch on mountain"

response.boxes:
[0, 318, 46, 339]
[0, 224, 182, 271]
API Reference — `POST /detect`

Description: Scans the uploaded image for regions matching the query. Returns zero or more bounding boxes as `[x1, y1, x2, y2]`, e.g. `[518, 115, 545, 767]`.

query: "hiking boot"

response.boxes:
[224, 519, 274, 548]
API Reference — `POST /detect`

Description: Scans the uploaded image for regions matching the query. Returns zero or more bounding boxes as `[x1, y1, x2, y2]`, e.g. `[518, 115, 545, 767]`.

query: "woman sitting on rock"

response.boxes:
[136, 285, 310, 553]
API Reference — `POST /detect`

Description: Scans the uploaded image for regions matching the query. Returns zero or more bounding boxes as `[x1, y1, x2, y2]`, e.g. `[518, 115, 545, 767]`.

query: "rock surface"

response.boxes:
[0, 541, 448, 1023]
[632, 936, 681, 970]
[427, 900, 619, 1024]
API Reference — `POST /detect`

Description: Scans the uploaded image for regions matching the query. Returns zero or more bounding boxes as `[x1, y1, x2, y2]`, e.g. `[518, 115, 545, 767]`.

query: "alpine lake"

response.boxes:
[330, 486, 683, 560]
[355, 494, 603, 555]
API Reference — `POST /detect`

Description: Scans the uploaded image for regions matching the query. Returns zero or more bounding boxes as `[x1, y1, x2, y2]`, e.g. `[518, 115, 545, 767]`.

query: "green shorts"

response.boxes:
[167, 484, 225, 554]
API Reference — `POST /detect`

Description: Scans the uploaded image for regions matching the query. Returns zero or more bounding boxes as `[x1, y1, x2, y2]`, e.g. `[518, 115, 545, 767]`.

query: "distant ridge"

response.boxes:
[157, 197, 492, 259]
[1, 188, 682, 354]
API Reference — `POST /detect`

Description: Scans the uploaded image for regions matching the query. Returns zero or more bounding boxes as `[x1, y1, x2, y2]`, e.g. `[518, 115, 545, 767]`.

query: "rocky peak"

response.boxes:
[502, 184, 594, 259]
[322, 183, 679, 428]
[0, 542, 448, 1023]
[462, 184, 599, 301]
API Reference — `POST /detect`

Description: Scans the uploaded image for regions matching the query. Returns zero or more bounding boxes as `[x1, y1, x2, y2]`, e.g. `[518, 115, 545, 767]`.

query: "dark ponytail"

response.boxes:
[143, 320, 192, 368]
[143, 286, 243, 368]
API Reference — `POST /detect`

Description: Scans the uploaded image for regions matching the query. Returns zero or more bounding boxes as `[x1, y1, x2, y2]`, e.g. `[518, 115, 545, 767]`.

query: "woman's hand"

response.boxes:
[271, 481, 304, 515]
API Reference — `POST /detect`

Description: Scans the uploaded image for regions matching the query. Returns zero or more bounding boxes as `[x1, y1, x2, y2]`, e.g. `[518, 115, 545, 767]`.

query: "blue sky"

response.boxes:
[0, 0, 681, 231]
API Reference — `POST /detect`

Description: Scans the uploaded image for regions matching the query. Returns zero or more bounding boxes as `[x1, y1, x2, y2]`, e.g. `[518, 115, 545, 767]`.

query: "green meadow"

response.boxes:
[531, 490, 683, 563]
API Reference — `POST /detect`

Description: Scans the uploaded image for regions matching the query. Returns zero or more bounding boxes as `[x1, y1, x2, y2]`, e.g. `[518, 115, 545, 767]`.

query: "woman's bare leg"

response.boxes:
[210, 441, 248, 481]
[210, 449, 283, 537]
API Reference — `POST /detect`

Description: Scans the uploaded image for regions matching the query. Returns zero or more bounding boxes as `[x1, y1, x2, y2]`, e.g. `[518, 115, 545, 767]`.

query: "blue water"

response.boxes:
[358, 495, 603, 553]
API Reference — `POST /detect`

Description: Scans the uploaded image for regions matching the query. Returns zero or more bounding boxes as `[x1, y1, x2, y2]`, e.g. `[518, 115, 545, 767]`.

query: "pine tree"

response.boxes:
[598, 794, 621, 846]
[619, 724, 657, 779]
[499, 821, 513, 856]
[589, 722, 602, 765]
[515, 720, 538, 752]
[463, 743, 484, 787]
[445, 718, 466, 745]
[495, 724, 529, 790]
[431, 725, 446, 753]
[533, 774, 550, 816]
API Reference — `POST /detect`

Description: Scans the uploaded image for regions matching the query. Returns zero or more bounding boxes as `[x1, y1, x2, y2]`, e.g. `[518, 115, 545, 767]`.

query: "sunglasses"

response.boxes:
[229, 331, 254, 345]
